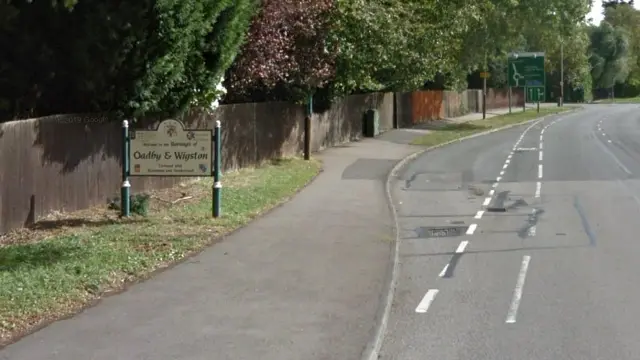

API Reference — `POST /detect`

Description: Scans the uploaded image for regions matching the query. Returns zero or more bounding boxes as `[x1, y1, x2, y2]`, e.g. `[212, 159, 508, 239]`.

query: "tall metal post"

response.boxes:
[508, 87, 512, 114]
[560, 41, 564, 107]
[121, 120, 130, 217]
[482, 53, 487, 119]
[213, 120, 222, 218]
[304, 95, 312, 160]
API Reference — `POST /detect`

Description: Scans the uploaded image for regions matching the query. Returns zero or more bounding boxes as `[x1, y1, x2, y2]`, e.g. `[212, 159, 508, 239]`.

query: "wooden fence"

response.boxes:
[0, 89, 514, 234]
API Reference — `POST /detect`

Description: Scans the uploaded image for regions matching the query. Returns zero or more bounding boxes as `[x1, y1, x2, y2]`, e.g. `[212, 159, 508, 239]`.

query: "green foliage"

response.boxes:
[130, 193, 151, 217]
[0, 0, 255, 121]
[603, 1, 640, 96]
[589, 21, 631, 89]
[107, 193, 151, 217]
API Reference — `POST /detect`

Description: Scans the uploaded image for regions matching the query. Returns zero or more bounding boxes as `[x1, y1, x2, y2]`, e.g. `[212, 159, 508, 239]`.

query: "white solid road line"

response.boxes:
[535, 181, 541, 198]
[466, 224, 478, 235]
[474, 210, 484, 219]
[506, 255, 531, 323]
[416, 289, 439, 313]
[538, 164, 543, 179]
[455, 240, 469, 253]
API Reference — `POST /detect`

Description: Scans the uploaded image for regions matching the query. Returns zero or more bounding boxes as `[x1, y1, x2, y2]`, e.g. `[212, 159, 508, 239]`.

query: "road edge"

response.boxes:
[362, 106, 583, 360]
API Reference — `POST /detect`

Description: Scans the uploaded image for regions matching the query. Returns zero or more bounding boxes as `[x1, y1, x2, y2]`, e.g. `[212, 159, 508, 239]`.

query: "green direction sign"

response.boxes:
[508, 52, 545, 88]
[526, 86, 545, 103]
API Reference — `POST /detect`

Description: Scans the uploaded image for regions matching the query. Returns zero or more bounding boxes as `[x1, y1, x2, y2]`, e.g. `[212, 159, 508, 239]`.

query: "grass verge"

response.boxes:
[0, 157, 322, 345]
[410, 106, 575, 146]
[593, 97, 640, 104]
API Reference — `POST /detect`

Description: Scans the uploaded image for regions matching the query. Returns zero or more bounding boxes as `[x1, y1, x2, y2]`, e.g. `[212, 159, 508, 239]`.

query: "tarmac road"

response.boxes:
[381, 104, 640, 360]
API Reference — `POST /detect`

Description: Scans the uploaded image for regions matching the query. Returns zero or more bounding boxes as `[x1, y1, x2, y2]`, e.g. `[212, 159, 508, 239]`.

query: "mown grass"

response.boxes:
[593, 97, 640, 104]
[0, 157, 322, 344]
[410, 106, 575, 146]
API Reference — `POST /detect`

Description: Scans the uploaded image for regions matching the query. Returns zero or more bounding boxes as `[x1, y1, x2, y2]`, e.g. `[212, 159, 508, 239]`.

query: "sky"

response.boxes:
[587, 1, 640, 24]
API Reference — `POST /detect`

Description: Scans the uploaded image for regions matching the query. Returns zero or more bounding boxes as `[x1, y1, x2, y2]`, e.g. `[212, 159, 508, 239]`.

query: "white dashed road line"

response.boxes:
[415, 289, 439, 313]
[438, 264, 449, 277]
[466, 224, 477, 235]
[506, 255, 531, 323]
[535, 181, 541, 198]
[474, 210, 484, 219]
[538, 164, 543, 179]
[455, 240, 469, 253]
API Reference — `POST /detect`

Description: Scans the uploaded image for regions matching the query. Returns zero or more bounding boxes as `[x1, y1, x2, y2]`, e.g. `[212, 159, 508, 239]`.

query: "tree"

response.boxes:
[603, 0, 635, 9]
[603, 1, 640, 96]
[223, 0, 335, 104]
[589, 21, 631, 89]
[0, 0, 255, 121]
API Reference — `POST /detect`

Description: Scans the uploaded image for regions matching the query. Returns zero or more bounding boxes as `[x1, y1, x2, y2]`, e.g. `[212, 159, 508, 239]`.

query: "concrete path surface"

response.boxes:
[0, 106, 525, 360]
[2, 130, 423, 360]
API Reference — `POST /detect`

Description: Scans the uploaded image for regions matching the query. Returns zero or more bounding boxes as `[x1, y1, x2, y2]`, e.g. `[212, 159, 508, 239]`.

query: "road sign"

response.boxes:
[480, 72, 490, 78]
[129, 119, 213, 177]
[526, 86, 545, 103]
[508, 52, 545, 88]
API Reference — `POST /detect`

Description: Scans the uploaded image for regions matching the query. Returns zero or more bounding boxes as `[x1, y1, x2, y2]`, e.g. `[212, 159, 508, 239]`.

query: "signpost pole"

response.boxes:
[213, 120, 222, 218]
[508, 86, 512, 114]
[304, 95, 312, 160]
[482, 53, 487, 120]
[523, 86, 527, 112]
[121, 120, 131, 217]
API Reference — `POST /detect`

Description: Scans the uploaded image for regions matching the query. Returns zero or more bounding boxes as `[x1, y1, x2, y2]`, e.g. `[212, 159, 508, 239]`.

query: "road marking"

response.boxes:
[489, 189, 495, 196]
[438, 264, 449, 277]
[474, 210, 484, 219]
[500, 170, 505, 176]
[540, 128, 545, 135]
[506, 159, 511, 164]
[466, 224, 478, 235]
[496, 176, 502, 182]
[492, 182, 498, 188]
[538, 164, 543, 178]
[608, 139, 612, 143]
[539, 151, 543, 161]
[602, 132, 606, 136]
[455, 241, 469, 253]
[515, 147, 537, 152]
[506, 255, 531, 323]
[483, 197, 492, 206]
[539, 142, 543, 150]
[503, 163, 508, 169]
[595, 136, 632, 175]
[416, 289, 439, 313]
[535, 181, 541, 198]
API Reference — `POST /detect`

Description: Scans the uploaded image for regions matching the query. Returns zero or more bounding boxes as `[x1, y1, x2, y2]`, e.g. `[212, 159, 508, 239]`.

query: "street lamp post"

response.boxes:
[560, 40, 564, 107]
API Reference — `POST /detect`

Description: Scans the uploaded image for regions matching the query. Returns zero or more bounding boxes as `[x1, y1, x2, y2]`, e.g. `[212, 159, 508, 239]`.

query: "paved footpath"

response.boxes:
[1, 107, 524, 360]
